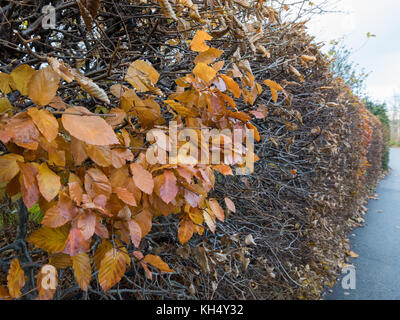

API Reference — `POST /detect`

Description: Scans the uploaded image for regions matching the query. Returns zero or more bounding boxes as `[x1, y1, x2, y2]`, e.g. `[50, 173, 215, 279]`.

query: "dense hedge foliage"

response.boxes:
[0, 0, 387, 300]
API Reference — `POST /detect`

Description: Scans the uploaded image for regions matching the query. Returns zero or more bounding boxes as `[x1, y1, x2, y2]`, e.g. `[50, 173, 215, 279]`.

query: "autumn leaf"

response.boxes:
[133, 209, 152, 237]
[160, 170, 178, 204]
[72, 252, 91, 291]
[263, 79, 284, 103]
[220, 75, 241, 98]
[208, 198, 224, 222]
[203, 209, 216, 233]
[10, 64, 36, 96]
[127, 219, 142, 247]
[224, 197, 236, 213]
[28, 66, 59, 106]
[98, 248, 128, 292]
[77, 211, 96, 240]
[42, 205, 69, 228]
[130, 163, 154, 195]
[193, 63, 217, 83]
[72, 69, 110, 104]
[37, 162, 61, 202]
[63, 227, 90, 256]
[190, 30, 212, 52]
[0, 153, 24, 183]
[194, 47, 223, 64]
[125, 60, 160, 93]
[7, 259, 25, 299]
[28, 225, 69, 253]
[143, 254, 175, 273]
[71, 137, 89, 165]
[94, 239, 113, 270]
[47, 57, 74, 83]
[27, 107, 59, 142]
[114, 187, 137, 206]
[62, 106, 119, 146]
[178, 219, 194, 244]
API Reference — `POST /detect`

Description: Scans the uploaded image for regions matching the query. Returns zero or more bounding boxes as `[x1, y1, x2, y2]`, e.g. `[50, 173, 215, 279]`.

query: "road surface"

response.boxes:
[326, 148, 400, 300]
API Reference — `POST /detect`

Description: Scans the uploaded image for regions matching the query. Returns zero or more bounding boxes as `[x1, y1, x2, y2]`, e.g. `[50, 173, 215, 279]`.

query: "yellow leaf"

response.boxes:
[94, 239, 113, 270]
[193, 63, 217, 83]
[37, 163, 61, 202]
[27, 107, 59, 142]
[27, 225, 69, 253]
[10, 64, 36, 96]
[72, 252, 91, 291]
[125, 60, 160, 93]
[0, 72, 13, 94]
[28, 67, 59, 106]
[98, 248, 128, 292]
[0, 153, 24, 183]
[190, 30, 212, 52]
[143, 254, 175, 273]
[7, 259, 25, 299]
[164, 100, 198, 117]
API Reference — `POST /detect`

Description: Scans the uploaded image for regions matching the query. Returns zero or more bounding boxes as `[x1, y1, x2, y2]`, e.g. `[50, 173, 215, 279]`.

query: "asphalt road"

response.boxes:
[326, 148, 400, 300]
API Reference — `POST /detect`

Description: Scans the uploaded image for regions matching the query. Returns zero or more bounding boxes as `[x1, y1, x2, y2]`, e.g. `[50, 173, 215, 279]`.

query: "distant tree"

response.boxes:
[328, 39, 370, 96]
[363, 98, 391, 170]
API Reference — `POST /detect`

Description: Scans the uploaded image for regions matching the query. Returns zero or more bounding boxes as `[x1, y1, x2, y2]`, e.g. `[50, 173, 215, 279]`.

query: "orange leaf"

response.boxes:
[208, 198, 224, 222]
[143, 254, 175, 273]
[7, 259, 25, 299]
[69, 181, 83, 205]
[213, 164, 233, 176]
[263, 79, 284, 103]
[178, 219, 194, 244]
[62, 106, 119, 146]
[77, 211, 96, 240]
[27, 107, 59, 142]
[42, 205, 68, 228]
[37, 162, 61, 202]
[193, 63, 217, 83]
[86, 145, 112, 167]
[127, 219, 142, 247]
[28, 66, 59, 106]
[133, 209, 152, 237]
[114, 187, 137, 207]
[160, 170, 178, 204]
[190, 30, 212, 52]
[71, 137, 89, 165]
[63, 227, 90, 257]
[72, 252, 91, 291]
[220, 75, 241, 98]
[194, 47, 223, 64]
[98, 248, 128, 292]
[0, 153, 24, 183]
[130, 163, 154, 195]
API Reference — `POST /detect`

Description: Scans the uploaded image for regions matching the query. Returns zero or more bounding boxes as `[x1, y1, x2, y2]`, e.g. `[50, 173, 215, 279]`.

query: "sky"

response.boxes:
[305, 0, 400, 107]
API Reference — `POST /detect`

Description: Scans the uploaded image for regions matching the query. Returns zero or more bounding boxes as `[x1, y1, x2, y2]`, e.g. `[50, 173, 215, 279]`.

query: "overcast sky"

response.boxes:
[306, 0, 400, 106]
